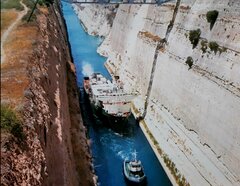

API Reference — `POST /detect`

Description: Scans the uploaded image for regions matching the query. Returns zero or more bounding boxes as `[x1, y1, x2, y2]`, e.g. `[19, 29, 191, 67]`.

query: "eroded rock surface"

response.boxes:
[1, 2, 94, 186]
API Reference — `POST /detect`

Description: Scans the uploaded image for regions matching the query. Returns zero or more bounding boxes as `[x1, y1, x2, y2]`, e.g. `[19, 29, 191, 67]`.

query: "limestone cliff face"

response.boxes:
[73, 4, 117, 36]
[75, 0, 240, 185]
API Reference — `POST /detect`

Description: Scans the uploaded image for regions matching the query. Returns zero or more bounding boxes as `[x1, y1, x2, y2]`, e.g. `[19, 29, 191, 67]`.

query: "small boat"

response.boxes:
[123, 151, 146, 184]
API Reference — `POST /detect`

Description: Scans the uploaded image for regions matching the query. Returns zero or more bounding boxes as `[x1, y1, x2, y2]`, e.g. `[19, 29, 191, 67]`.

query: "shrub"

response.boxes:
[201, 40, 208, 53]
[189, 29, 201, 48]
[38, 0, 44, 6]
[219, 46, 227, 54]
[106, 12, 116, 27]
[1, 0, 24, 10]
[185, 56, 193, 69]
[209, 41, 219, 54]
[44, 0, 54, 6]
[206, 10, 219, 30]
[1, 104, 25, 141]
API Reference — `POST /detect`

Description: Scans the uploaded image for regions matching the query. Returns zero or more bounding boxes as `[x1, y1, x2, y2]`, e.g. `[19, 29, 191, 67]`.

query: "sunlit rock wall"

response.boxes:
[150, 1, 240, 183]
[99, 4, 173, 94]
[72, 4, 117, 36]
[75, 0, 240, 185]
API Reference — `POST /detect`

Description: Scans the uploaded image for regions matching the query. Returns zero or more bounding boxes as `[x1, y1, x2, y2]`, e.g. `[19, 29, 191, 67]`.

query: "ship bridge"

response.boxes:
[63, 0, 171, 5]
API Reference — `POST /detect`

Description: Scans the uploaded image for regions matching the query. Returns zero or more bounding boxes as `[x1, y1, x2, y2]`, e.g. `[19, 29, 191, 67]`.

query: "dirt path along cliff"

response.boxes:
[1, 1, 28, 63]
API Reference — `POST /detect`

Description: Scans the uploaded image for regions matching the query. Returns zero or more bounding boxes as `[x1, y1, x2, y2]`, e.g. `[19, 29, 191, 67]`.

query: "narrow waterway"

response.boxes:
[61, 2, 172, 186]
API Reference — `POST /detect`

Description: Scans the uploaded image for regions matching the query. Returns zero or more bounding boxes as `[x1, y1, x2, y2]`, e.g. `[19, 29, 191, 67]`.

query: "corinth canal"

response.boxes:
[61, 2, 172, 185]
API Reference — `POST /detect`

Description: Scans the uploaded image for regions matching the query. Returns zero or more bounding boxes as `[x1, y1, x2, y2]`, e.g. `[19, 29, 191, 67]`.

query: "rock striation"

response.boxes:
[73, 4, 117, 37]
[25, 3, 95, 185]
[1, 1, 95, 185]
[74, 0, 240, 185]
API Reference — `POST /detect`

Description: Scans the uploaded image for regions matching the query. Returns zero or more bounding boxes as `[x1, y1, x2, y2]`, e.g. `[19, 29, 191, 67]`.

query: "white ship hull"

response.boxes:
[83, 73, 136, 128]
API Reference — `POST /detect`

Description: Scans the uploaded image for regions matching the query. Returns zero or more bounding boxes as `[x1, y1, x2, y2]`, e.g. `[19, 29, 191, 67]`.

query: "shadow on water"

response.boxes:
[79, 87, 136, 137]
[124, 178, 148, 186]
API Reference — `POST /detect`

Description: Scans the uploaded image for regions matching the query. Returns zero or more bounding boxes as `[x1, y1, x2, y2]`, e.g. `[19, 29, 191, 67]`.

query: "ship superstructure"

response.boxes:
[84, 73, 136, 121]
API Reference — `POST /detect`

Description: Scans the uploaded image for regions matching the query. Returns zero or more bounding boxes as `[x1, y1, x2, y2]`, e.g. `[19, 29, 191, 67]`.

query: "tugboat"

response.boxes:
[83, 73, 136, 130]
[123, 151, 146, 185]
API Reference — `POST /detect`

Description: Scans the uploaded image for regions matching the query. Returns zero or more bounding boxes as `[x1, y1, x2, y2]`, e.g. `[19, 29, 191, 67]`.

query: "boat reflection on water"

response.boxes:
[89, 113, 139, 137]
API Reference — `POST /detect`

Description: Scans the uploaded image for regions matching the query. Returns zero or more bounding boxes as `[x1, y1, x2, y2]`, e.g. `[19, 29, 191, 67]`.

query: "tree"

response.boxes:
[206, 10, 219, 30]
[185, 56, 193, 69]
[189, 29, 201, 49]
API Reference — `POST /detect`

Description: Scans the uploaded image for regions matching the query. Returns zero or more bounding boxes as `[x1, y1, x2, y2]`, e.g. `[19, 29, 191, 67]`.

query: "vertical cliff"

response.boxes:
[1, 1, 94, 185]
[74, 0, 240, 185]
[73, 4, 117, 37]
[26, 2, 95, 185]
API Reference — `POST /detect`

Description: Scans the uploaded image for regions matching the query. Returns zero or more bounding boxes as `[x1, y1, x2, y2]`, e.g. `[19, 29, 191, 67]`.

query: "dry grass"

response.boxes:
[139, 31, 161, 42]
[38, 6, 49, 15]
[180, 5, 190, 10]
[159, 47, 166, 53]
[1, 10, 18, 37]
[1, 6, 49, 108]
[4, 25, 38, 60]
[1, 20, 38, 107]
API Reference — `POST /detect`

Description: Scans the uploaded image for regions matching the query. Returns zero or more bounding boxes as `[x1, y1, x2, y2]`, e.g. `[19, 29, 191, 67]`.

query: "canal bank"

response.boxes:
[131, 103, 178, 186]
[61, 2, 172, 186]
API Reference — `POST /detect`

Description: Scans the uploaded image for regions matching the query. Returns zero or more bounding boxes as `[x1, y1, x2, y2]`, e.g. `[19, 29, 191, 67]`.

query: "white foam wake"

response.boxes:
[82, 62, 94, 76]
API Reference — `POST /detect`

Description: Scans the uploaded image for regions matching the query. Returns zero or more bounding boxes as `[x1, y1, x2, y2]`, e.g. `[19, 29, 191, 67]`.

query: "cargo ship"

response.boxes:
[83, 73, 136, 130]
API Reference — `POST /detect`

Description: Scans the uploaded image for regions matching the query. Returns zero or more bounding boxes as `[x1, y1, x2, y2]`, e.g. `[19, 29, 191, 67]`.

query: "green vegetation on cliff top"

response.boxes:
[1, 0, 24, 10]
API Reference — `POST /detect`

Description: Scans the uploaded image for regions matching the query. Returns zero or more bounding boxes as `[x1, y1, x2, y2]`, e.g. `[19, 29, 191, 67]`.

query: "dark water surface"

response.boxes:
[61, 2, 172, 186]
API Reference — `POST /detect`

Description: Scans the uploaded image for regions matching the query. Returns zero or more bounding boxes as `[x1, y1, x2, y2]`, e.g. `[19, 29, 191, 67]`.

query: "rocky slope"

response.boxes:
[73, 4, 117, 37]
[74, 0, 240, 185]
[1, 1, 94, 185]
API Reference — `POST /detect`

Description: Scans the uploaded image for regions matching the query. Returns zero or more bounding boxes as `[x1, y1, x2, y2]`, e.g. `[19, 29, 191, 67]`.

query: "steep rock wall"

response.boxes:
[28, 2, 95, 185]
[1, 2, 95, 185]
[72, 4, 117, 37]
[75, 0, 240, 185]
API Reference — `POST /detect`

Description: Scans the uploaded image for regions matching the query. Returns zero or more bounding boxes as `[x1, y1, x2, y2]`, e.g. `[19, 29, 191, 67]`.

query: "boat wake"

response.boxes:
[117, 150, 135, 160]
[99, 132, 135, 160]
[82, 62, 94, 76]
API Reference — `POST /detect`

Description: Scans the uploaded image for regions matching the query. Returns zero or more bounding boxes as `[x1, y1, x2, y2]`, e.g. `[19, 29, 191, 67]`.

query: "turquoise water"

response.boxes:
[61, 2, 110, 86]
[61, 2, 172, 186]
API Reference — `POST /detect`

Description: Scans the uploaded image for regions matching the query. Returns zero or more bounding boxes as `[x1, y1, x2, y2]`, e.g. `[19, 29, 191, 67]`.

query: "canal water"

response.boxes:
[61, 2, 172, 186]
